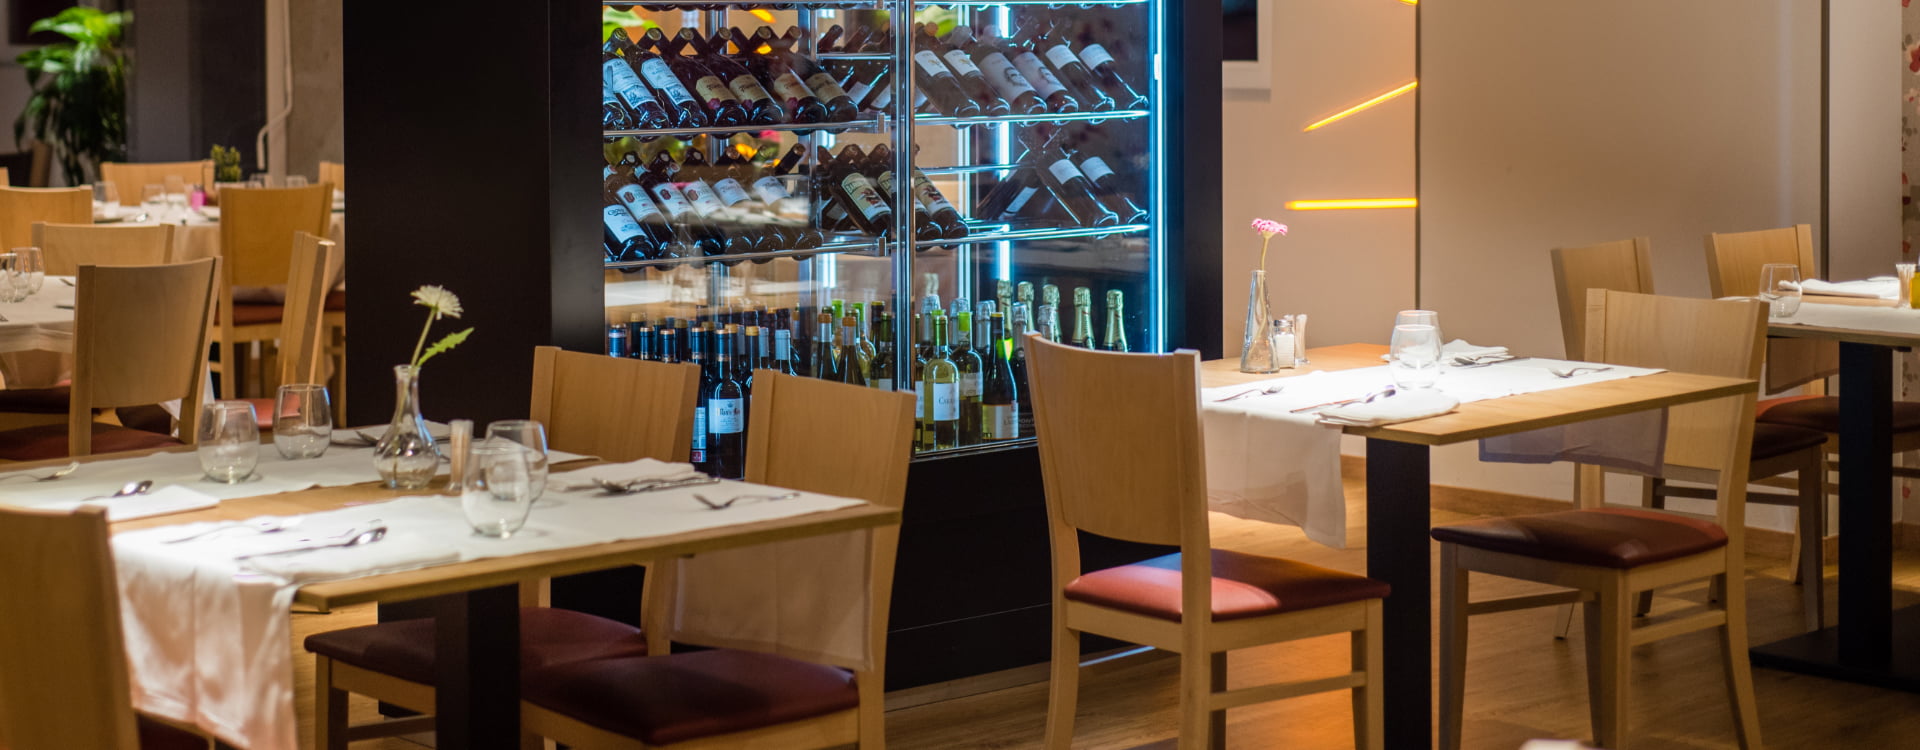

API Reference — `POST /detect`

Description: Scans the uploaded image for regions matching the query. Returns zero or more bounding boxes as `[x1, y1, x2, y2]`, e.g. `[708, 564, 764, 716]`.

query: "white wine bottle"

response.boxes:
[919, 313, 960, 450]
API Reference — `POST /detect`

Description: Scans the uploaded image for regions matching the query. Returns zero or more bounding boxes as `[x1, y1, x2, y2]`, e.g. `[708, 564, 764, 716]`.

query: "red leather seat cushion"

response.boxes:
[303, 607, 649, 686]
[1750, 422, 1829, 461]
[324, 289, 345, 311]
[1062, 550, 1390, 623]
[1756, 394, 1920, 435]
[136, 716, 210, 749]
[244, 397, 274, 429]
[0, 422, 180, 461]
[1431, 507, 1728, 569]
[218, 303, 284, 327]
[522, 650, 859, 746]
[0, 385, 70, 414]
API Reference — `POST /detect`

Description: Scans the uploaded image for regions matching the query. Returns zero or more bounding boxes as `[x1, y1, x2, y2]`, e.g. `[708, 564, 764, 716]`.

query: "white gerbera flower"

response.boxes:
[411, 285, 463, 319]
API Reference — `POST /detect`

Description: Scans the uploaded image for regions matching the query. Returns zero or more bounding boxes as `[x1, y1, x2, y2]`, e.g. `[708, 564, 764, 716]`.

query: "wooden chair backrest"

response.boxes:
[1584, 290, 1761, 533]
[99, 160, 214, 207]
[216, 184, 334, 289]
[278, 232, 339, 385]
[1703, 223, 1833, 393]
[0, 506, 142, 750]
[33, 222, 179, 275]
[1549, 237, 1654, 359]
[71, 258, 218, 456]
[318, 161, 345, 194]
[0, 186, 88, 251]
[528, 346, 698, 462]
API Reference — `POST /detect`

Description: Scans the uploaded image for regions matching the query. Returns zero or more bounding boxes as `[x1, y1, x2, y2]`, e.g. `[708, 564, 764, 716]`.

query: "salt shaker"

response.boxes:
[1269, 317, 1297, 370]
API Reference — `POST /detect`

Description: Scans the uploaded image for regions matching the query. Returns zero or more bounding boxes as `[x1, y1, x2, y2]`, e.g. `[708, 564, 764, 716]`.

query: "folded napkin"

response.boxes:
[1791, 277, 1900, 300]
[64, 485, 218, 521]
[1318, 389, 1458, 427]
[1381, 339, 1509, 362]
[240, 531, 458, 583]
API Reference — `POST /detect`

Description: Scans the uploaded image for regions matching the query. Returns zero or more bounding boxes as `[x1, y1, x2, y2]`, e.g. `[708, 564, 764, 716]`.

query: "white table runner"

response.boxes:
[1201, 358, 1663, 548]
[0, 275, 76, 354]
[1774, 301, 1920, 335]
[110, 459, 867, 750]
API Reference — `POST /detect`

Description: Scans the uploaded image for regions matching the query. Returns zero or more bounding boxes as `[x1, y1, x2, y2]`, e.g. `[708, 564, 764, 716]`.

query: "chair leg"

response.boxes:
[1177, 640, 1213, 750]
[1438, 545, 1469, 750]
[1043, 616, 1080, 750]
[1553, 603, 1576, 639]
[1718, 572, 1765, 749]
[314, 656, 348, 750]
[1636, 478, 1662, 616]
[1209, 652, 1227, 750]
[1797, 453, 1827, 632]
[857, 667, 887, 749]
[1353, 600, 1384, 750]
[1589, 576, 1632, 750]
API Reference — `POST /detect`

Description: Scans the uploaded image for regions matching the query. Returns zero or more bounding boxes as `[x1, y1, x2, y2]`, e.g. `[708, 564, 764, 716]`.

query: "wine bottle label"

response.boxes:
[870, 86, 894, 110]
[640, 59, 697, 107]
[1079, 157, 1117, 185]
[1045, 44, 1084, 72]
[876, 377, 894, 392]
[603, 60, 656, 112]
[615, 184, 664, 221]
[805, 72, 851, 102]
[681, 181, 729, 217]
[845, 80, 873, 104]
[1079, 44, 1116, 72]
[650, 184, 698, 218]
[875, 170, 898, 198]
[961, 372, 981, 399]
[911, 172, 959, 215]
[977, 53, 1038, 99]
[710, 398, 744, 434]
[840, 174, 890, 223]
[601, 86, 623, 109]
[1012, 52, 1067, 98]
[1048, 158, 1086, 187]
[942, 50, 986, 80]
[913, 50, 952, 78]
[914, 89, 930, 108]
[915, 382, 926, 418]
[712, 178, 753, 207]
[751, 175, 793, 203]
[691, 406, 708, 454]
[769, 71, 815, 103]
[727, 74, 775, 103]
[603, 205, 647, 243]
[693, 76, 733, 107]
[982, 403, 1018, 440]
[1003, 186, 1040, 217]
[932, 381, 959, 421]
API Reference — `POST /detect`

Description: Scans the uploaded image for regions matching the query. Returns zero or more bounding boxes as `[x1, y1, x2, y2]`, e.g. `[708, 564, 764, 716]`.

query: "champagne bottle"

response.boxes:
[839, 314, 871, 386]
[980, 312, 1019, 441]
[871, 310, 896, 391]
[603, 31, 674, 130]
[689, 327, 712, 471]
[953, 311, 985, 445]
[919, 313, 960, 450]
[708, 331, 747, 479]
[1034, 25, 1115, 112]
[620, 32, 709, 128]
[728, 28, 829, 126]
[974, 300, 998, 361]
[995, 281, 1013, 324]
[908, 36, 984, 118]
[685, 29, 782, 126]
[1041, 284, 1062, 342]
[1070, 147, 1150, 224]
[917, 24, 1011, 116]
[1076, 37, 1148, 109]
[1009, 302, 1034, 437]
[811, 312, 843, 382]
[948, 27, 1046, 115]
[650, 29, 749, 128]
[1032, 142, 1121, 227]
[991, 25, 1079, 114]
[1070, 287, 1096, 349]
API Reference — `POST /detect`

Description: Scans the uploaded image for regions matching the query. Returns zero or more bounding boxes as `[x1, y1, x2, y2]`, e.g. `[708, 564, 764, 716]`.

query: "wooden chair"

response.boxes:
[1435, 290, 1765, 750]
[1551, 238, 1830, 631]
[241, 232, 341, 428]
[319, 160, 346, 194]
[0, 258, 216, 460]
[210, 183, 334, 399]
[99, 160, 215, 207]
[0, 186, 89, 251]
[0, 506, 211, 749]
[34, 221, 180, 274]
[1026, 335, 1388, 750]
[306, 347, 699, 749]
[520, 371, 914, 749]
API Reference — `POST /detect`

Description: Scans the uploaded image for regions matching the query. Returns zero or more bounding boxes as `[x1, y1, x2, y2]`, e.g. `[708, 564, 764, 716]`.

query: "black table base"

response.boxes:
[1367, 437, 1432, 750]
[1751, 605, 1920, 692]
[434, 585, 521, 749]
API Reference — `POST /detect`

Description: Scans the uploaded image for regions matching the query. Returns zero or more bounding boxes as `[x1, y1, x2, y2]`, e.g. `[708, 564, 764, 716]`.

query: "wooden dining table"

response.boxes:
[1200, 343, 1755, 750]
[21, 444, 899, 750]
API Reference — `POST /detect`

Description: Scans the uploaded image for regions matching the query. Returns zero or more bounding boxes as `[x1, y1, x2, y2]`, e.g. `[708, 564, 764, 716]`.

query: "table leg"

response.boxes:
[1366, 437, 1431, 750]
[434, 585, 521, 749]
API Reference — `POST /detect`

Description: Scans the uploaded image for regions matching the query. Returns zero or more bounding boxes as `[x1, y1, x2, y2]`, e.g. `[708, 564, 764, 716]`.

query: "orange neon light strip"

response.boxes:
[1303, 80, 1419, 132]
[749, 9, 777, 22]
[1285, 198, 1418, 210]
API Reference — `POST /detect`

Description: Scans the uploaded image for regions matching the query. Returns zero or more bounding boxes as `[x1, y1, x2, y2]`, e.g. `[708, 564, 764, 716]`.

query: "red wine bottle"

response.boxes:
[916, 24, 1011, 117]
[641, 153, 725, 258]
[864, 144, 943, 242]
[601, 173, 654, 262]
[682, 30, 781, 126]
[618, 33, 710, 128]
[727, 28, 829, 126]
[827, 145, 896, 236]
[764, 27, 860, 122]
[678, 150, 763, 260]
[602, 31, 673, 130]
[947, 27, 1045, 115]
[976, 165, 1045, 222]
[816, 25, 846, 54]
[648, 29, 748, 128]
[604, 164, 676, 257]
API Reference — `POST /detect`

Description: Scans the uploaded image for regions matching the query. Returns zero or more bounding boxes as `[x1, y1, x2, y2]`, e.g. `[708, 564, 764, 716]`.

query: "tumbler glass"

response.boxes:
[272, 384, 332, 459]
[197, 401, 260, 483]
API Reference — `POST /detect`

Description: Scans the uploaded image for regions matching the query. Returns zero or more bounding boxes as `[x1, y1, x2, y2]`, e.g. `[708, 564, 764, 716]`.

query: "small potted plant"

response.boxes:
[207, 144, 242, 204]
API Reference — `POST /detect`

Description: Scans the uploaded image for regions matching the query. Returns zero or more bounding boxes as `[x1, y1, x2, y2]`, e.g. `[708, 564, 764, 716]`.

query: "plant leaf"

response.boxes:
[414, 327, 473, 368]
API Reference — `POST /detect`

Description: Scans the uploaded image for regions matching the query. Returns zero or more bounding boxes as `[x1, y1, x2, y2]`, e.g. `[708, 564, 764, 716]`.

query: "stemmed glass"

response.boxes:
[272, 384, 333, 459]
[1759, 263, 1802, 318]
[163, 175, 188, 219]
[461, 438, 536, 538]
[197, 401, 260, 483]
[1389, 324, 1443, 390]
[485, 420, 548, 501]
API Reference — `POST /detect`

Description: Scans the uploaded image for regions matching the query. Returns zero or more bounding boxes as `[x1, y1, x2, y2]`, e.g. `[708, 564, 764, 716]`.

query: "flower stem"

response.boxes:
[1259, 236, 1273, 275]
[408, 314, 433, 370]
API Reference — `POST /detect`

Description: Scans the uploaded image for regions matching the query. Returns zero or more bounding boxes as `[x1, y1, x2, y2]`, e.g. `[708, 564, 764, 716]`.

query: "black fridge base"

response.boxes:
[1750, 604, 1920, 692]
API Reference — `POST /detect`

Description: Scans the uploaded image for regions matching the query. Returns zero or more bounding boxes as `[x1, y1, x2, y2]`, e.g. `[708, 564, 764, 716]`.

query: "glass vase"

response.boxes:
[374, 364, 438, 489]
[1240, 270, 1278, 373]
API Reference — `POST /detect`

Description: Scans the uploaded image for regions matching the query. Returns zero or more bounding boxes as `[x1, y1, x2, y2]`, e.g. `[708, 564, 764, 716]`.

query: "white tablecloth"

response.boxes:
[110, 210, 346, 265]
[0, 275, 76, 354]
[110, 459, 867, 750]
[1774, 301, 1920, 335]
[1201, 358, 1663, 548]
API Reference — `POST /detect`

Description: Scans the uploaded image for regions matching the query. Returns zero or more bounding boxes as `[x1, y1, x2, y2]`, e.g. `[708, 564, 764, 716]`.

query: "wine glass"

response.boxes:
[1759, 263, 1802, 318]
[485, 419, 548, 501]
[140, 184, 166, 222]
[10, 247, 41, 296]
[197, 401, 260, 483]
[1389, 324, 1442, 389]
[461, 438, 536, 539]
[272, 383, 332, 459]
[93, 182, 120, 218]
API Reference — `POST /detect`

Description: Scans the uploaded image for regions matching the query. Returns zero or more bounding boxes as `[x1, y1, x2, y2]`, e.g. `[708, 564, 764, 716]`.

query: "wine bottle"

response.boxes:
[600, 189, 654, 263]
[817, 25, 846, 54]
[919, 313, 960, 450]
[606, 321, 630, 358]
[871, 310, 896, 391]
[811, 312, 843, 382]
[600, 68, 634, 130]
[917, 25, 1011, 117]
[839, 314, 870, 386]
[605, 165, 679, 255]
[1009, 302, 1034, 437]
[864, 144, 942, 242]
[658, 325, 680, 364]
[990, 25, 1079, 114]
[621, 32, 709, 128]
[708, 150, 789, 254]
[708, 331, 746, 479]
[853, 303, 879, 371]
[1032, 141, 1121, 228]
[908, 38, 983, 118]
[764, 28, 860, 122]
[771, 325, 799, 374]
[649, 29, 748, 128]
[1070, 287, 1096, 349]
[975, 165, 1044, 223]
[910, 312, 927, 446]
[1076, 37, 1148, 109]
[995, 281, 1013, 324]
[684, 30, 783, 126]
[1070, 147, 1150, 224]
[727, 28, 829, 126]
[974, 301, 997, 361]
[953, 311, 985, 445]
[1040, 284, 1063, 342]
[825, 145, 895, 236]
[911, 163, 970, 240]
[1034, 25, 1116, 112]
[737, 149, 826, 250]
[980, 312, 1019, 441]
[689, 327, 712, 472]
[604, 31, 676, 131]
[632, 315, 655, 360]
[677, 151, 761, 259]
[639, 155, 724, 258]
[1099, 289, 1129, 353]
[948, 27, 1046, 115]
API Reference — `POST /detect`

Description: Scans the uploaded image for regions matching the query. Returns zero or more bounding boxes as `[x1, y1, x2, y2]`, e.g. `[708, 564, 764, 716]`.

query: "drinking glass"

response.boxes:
[272, 384, 332, 459]
[461, 439, 536, 538]
[197, 401, 260, 483]
[285, 175, 310, 188]
[93, 182, 119, 216]
[0, 254, 24, 303]
[1394, 310, 1441, 343]
[11, 247, 42, 295]
[485, 419, 548, 500]
[1900, 263, 1918, 309]
[1389, 324, 1443, 389]
[141, 184, 166, 221]
[1759, 263, 1802, 318]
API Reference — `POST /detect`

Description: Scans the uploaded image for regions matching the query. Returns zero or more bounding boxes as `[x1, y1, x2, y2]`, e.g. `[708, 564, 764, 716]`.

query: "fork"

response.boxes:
[1212, 384, 1286, 402]
[587, 474, 718, 494]
[1549, 366, 1613, 378]
[162, 516, 305, 544]
[0, 461, 78, 482]
[692, 491, 800, 510]
[1289, 387, 1396, 414]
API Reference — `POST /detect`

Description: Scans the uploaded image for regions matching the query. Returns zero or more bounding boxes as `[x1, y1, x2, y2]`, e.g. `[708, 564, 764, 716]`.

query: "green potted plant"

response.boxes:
[207, 144, 241, 203]
[14, 7, 131, 186]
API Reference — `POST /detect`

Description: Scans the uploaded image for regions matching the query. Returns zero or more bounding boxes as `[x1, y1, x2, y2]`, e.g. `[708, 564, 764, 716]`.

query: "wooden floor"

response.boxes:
[289, 470, 1920, 749]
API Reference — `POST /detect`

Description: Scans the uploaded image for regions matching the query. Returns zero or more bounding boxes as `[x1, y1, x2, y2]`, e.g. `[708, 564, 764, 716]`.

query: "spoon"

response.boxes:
[80, 480, 153, 502]
[0, 461, 79, 482]
[1549, 365, 1613, 378]
[162, 516, 305, 544]
[1212, 384, 1287, 402]
[236, 526, 389, 560]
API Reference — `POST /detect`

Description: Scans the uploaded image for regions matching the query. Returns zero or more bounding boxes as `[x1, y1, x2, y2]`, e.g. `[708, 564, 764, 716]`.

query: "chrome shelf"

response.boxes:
[818, 52, 892, 61]
[920, 163, 1018, 176]
[604, 239, 885, 269]
[914, 222, 1149, 248]
[604, 0, 883, 7]
[910, 109, 1149, 128]
[604, 117, 879, 139]
[912, 437, 1037, 462]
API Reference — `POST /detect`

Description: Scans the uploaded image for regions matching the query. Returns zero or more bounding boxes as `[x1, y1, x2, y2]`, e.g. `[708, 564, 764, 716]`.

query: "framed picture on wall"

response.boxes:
[1223, 0, 1271, 90]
